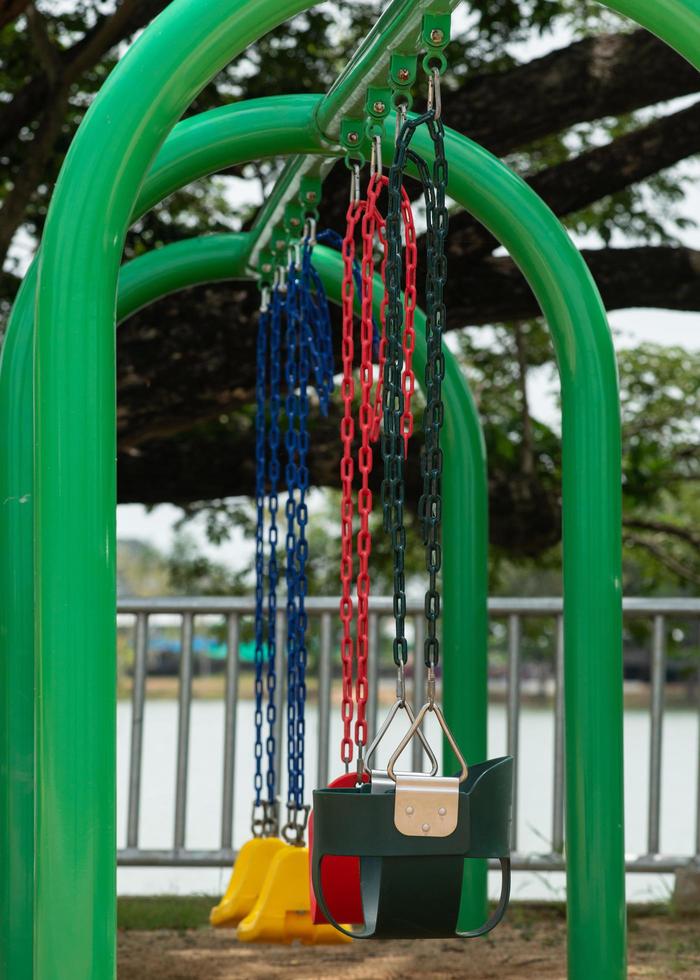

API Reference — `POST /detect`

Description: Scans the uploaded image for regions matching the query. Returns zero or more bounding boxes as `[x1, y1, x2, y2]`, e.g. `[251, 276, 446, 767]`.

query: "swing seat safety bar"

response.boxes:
[311, 756, 513, 939]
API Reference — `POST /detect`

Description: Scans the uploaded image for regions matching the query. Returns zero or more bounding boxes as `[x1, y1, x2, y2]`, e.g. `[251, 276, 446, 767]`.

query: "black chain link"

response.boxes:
[383, 109, 448, 670]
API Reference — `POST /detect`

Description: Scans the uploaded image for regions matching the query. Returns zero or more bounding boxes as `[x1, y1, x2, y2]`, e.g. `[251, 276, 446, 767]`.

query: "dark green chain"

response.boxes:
[415, 116, 448, 670]
[382, 108, 448, 670]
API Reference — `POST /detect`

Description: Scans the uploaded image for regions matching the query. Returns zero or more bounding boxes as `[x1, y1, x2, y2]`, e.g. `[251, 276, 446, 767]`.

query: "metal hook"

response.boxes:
[394, 100, 408, 143]
[427, 66, 442, 121]
[386, 696, 469, 784]
[370, 133, 382, 178]
[281, 803, 310, 846]
[348, 162, 361, 205]
[277, 263, 287, 293]
[364, 664, 439, 779]
[303, 214, 317, 246]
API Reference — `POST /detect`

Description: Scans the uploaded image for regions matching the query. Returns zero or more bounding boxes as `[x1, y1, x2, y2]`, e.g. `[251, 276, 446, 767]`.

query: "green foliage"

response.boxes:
[3, 1, 698, 596]
[0, 0, 691, 279]
[166, 531, 249, 595]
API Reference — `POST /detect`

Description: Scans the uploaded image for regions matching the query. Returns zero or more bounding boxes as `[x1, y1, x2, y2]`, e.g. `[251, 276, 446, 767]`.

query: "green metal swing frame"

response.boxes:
[0, 0, 698, 976]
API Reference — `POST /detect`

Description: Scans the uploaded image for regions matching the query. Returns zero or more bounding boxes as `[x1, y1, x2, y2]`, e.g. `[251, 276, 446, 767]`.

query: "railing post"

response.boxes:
[317, 613, 332, 788]
[220, 613, 240, 852]
[696, 656, 700, 860]
[367, 612, 380, 747]
[126, 613, 148, 850]
[507, 614, 521, 850]
[648, 615, 666, 855]
[412, 615, 426, 772]
[552, 615, 565, 855]
[173, 612, 194, 851]
[274, 610, 286, 829]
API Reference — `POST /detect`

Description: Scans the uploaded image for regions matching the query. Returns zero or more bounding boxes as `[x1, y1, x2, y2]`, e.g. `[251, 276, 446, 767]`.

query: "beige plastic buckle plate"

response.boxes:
[393, 772, 459, 837]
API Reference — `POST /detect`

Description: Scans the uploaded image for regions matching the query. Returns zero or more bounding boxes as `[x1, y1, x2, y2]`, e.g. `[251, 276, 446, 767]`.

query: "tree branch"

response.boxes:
[448, 99, 700, 260]
[624, 532, 700, 586]
[513, 323, 535, 476]
[25, 3, 61, 83]
[117, 413, 425, 509]
[0, 1, 168, 152]
[0, 0, 30, 30]
[623, 518, 700, 550]
[111, 244, 700, 453]
[0, 91, 68, 265]
[65, 0, 169, 81]
[441, 246, 700, 327]
[444, 29, 700, 156]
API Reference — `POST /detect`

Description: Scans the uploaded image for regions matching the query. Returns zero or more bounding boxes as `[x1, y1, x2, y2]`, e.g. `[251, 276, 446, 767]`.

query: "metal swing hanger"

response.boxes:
[386, 667, 468, 784]
[361, 663, 439, 782]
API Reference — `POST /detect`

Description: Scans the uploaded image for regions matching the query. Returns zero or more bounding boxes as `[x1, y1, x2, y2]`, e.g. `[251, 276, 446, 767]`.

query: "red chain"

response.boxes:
[338, 175, 418, 766]
[370, 185, 416, 446]
[400, 191, 417, 458]
[339, 196, 363, 765]
[354, 172, 387, 753]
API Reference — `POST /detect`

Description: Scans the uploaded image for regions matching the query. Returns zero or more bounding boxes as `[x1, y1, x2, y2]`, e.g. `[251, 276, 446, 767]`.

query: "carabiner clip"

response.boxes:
[394, 100, 408, 143]
[349, 162, 361, 204]
[427, 65, 442, 121]
[281, 804, 310, 846]
[370, 133, 382, 178]
[303, 214, 317, 246]
[277, 263, 287, 293]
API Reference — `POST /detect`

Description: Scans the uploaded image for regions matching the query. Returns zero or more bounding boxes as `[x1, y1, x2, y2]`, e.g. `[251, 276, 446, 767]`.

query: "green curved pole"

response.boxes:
[0, 94, 489, 975]
[37, 72, 622, 975]
[2, 3, 697, 975]
[32, 3, 327, 975]
[0, 270, 35, 979]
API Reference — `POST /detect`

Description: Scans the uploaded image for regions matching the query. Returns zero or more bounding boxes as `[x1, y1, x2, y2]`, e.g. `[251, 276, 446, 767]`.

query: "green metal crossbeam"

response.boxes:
[247, 0, 461, 273]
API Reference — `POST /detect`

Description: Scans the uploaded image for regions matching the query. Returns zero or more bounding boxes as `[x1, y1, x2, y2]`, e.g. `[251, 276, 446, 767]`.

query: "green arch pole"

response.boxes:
[116, 240, 489, 928]
[1, 3, 697, 976]
[0, 230, 488, 977]
[0, 95, 489, 975]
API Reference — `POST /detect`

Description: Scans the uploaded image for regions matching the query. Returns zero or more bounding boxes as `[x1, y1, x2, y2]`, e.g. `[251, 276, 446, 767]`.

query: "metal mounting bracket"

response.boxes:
[394, 773, 459, 837]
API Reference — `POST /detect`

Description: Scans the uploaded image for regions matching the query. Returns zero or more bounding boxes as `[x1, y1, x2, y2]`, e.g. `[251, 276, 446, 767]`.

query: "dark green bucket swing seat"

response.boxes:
[311, 708, 513, 940]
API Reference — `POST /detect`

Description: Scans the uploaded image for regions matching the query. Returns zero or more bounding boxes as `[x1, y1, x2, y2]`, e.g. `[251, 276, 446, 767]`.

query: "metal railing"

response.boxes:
[116, 595, 700, 874]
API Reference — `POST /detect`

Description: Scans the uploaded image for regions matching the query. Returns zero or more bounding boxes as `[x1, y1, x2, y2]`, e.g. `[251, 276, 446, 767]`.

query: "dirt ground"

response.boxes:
[118, 908, 700, 980]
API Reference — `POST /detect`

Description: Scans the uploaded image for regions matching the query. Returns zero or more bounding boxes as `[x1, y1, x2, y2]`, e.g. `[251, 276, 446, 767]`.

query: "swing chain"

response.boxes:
[420, 111, 448, 670]
[266, 284, 282, 819]
[427, 65, 442, 121]
[370, 132, 382, 177]
[382, 70, 448, 674]
[382, 110, 428, 669]
[281, 802, 310, 847]
[252, 297, 268, 816]
[284, 253, 302, 813]
[251, 800, 278, 838]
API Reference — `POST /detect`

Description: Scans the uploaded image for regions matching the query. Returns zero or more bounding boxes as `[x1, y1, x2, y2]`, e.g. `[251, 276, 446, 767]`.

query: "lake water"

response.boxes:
[116, 699, 699, 902]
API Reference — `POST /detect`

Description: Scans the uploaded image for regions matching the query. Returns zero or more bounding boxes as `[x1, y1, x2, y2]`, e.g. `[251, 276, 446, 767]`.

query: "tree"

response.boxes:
[2, 1, 699, 583]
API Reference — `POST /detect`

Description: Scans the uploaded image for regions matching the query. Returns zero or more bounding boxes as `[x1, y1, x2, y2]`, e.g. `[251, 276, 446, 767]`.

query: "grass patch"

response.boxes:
[117, 895, 697, 933]
[118, 895, 216, 931]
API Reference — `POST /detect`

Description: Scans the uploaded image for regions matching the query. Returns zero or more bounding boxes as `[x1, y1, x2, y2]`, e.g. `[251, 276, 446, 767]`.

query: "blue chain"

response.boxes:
[282, 232, 333, 819]
[266, 285, 282, 810]
[299, 238, 334, 412]
[253, 301, 267, 811]
[295, 244, 311, 811]
[284, 262, 301, 812]
[250, 284, 280, 837]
